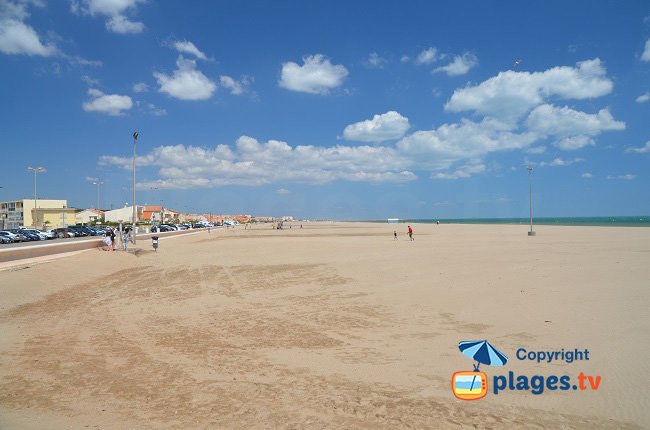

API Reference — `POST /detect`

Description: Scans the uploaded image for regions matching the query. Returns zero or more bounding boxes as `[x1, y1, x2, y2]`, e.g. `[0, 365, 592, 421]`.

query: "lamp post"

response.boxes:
[1, 186, 6, 230]
[92, 180, 103, 210]
[132, 131, 138, 244]
[27, 166, 46, 227]
[527, 166, 536, 236]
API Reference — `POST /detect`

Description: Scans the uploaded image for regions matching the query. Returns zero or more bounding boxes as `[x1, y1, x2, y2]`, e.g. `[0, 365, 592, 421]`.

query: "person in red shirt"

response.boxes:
[408, 225, 414, 241]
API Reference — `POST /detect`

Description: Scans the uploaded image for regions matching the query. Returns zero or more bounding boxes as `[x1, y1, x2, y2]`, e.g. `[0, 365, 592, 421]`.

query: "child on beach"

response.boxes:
[408, 225, 414, 241]
[394, 230, 398, 240]
[122, 227, 130, 251]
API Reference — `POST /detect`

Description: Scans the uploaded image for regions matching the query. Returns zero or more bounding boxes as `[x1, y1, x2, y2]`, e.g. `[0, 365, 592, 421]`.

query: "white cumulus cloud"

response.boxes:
[625, 141, 650, 154]
[219, 75, 252, 95]
[71, 0, 146, 34]
[554, 135, 594, 151]
[154, 56, 216, 101]
[132, 82, 148, 92]
[538, 157, 584, 167]
[433, 52, 478, 76]
[636, 92, 649, 103]
[431, 160, 485, 179]
[0, 1, 57, 56]
[415, 47, 438, 65]
[525, 146, 547, 154]
[642, 39, 650, 61]
[445, 58, 614, 122]
[581, 172, 593, 178]
[82, 88, 133, 115]
[105, 15, 143, 34]
[172, 40, 207, 60]
[526, 104, 625, 149]
[607, 174, 636, 180]
[364, 52, 386, 68]
[279, 54, 348, 94]
[342, 111, 410, 143]
[99, 136, 416, 188]
[397, 118, 537, 162]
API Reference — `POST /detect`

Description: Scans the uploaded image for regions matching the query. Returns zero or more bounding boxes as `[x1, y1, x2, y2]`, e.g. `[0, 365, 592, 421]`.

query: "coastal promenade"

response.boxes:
[0, 228, 208, 266]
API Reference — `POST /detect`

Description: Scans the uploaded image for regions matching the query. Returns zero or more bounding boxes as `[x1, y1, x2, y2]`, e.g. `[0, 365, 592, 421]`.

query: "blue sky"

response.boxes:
[1, 0, 649, 219]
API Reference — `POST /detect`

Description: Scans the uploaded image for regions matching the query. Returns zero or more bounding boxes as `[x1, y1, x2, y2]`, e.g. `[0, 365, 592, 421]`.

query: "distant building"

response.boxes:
[104, 205, 144, 223]
[0, 199, 69, 229]
[387, 218, 399, 224]
[76, 208, 105, 224]
[141, 206, 182, 223]
[234, 214, 252, 223]
[34, 207, 77, 229]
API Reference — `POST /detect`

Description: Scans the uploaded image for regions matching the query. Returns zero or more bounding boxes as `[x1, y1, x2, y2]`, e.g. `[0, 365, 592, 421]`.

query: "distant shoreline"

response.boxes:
[357, 216, 650, 227]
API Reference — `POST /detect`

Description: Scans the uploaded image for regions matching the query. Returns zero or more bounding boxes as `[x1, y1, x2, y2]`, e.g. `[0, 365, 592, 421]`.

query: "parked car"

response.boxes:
[66, 226, 89, 237]
[42, 229, 56, 239]
[19, 228, 48, 240]
[76, 226, 98, 236]
[0, 234, 12, 244]
[151, 224, 174, 232]
[7, 229, 31, 242]
[0, 231, 18, 243]
[92, 226, 108, 235]
[23, 231, 42, 241]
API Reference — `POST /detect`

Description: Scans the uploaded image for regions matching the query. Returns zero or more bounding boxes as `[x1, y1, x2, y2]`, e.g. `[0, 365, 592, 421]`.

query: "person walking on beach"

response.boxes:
[408, 225, 414, 241]
[122, 227, 130, 251]
[394, 230, 398, 240]
[109, 228, 117, 251]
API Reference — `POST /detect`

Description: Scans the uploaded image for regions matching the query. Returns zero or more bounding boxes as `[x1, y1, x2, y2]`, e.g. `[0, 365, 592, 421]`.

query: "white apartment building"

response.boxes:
[104, 205, 144, 223]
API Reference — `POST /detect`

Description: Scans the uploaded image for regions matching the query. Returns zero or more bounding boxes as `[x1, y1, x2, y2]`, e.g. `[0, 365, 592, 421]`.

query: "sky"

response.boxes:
[1, 0, 649, 219]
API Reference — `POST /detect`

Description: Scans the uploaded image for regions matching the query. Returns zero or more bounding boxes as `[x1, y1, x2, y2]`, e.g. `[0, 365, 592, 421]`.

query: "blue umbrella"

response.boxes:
[458, 340, 508, 391]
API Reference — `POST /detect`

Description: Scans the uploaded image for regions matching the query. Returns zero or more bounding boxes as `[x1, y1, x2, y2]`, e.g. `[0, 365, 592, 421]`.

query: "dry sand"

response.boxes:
[0, 222, 648, 429]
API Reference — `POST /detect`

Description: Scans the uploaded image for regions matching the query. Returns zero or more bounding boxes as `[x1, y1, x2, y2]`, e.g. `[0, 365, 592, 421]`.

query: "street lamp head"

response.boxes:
[27, 166, 46, 173]
[133, 131, 139, 140]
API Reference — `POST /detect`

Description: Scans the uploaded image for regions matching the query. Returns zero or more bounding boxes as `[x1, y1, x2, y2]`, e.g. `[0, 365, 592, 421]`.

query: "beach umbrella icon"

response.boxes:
[458, 340, 508, 391]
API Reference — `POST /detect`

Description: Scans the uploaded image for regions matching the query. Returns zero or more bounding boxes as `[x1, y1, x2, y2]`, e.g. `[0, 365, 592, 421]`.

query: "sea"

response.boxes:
[375, 216, 650, 227]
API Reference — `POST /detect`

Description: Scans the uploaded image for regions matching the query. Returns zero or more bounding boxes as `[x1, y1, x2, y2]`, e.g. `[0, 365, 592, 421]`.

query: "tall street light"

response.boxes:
[92, 180, 104, 210]
[527, 165, 536, 236]
[0, 186, 5, 229]
[27, 166, 46, 227]
[132, 131, 139, 244]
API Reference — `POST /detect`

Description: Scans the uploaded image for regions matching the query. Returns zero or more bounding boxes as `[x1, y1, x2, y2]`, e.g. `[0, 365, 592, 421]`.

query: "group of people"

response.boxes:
[394, 225, 415, 241]
[101, 226, 131, 251]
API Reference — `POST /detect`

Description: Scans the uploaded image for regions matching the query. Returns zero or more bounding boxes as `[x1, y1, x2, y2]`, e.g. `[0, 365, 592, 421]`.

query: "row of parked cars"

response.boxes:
[0, 225, 113, 244]
[0, 222, 222, 244]
[151, 222, 217, 232]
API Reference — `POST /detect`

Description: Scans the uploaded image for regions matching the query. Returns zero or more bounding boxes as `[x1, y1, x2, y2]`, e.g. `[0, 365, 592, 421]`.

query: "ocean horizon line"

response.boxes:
[353, 216, 650, 227]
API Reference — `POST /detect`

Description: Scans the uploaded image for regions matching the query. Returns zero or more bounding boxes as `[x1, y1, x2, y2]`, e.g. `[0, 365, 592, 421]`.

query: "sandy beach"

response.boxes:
[0, 222, 648, 429]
